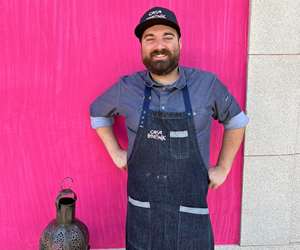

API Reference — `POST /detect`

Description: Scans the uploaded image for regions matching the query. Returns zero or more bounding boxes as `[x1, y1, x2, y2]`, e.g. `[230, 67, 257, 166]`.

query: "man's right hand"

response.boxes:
[111, 149, 128, 170]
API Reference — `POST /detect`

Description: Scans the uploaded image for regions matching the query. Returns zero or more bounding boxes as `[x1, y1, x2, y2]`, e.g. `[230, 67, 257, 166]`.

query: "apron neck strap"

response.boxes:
[138, 86, 151, 128]
[182, 85, 193, 116]
[143, 86, 152, 112]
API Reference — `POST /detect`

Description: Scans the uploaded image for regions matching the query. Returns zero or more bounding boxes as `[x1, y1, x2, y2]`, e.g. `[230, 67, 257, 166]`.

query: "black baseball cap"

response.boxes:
[134, 7, 181, 40]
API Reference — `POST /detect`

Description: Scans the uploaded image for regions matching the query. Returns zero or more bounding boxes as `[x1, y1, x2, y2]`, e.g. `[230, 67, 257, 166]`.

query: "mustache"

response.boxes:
[150, 49, 171, 58]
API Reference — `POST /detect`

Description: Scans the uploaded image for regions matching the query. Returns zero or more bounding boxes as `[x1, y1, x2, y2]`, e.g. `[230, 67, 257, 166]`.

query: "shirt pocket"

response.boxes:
[193, 106, 212, 135]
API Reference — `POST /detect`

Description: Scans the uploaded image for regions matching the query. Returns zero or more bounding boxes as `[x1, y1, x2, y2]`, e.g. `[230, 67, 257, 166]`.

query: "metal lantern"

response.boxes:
[40, 178, 90, 250]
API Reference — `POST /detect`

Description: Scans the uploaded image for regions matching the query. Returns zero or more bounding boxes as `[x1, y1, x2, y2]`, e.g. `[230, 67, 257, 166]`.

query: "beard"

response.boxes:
[142, 48, 180, 76]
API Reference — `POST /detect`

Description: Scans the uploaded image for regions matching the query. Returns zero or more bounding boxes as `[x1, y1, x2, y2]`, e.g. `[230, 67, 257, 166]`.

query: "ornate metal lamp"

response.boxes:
[40, 177, 90, 250]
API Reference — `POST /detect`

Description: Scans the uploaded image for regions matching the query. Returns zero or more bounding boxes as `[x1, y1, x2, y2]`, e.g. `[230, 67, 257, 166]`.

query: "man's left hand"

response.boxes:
[208, 166, 229, 189]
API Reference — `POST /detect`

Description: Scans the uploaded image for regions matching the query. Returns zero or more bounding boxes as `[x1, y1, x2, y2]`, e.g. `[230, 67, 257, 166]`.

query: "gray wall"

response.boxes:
[240, 0, 300, 249]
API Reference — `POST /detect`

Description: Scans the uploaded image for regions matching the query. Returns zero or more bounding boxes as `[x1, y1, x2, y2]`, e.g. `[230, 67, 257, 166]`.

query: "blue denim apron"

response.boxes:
[126, 85, 214, 250]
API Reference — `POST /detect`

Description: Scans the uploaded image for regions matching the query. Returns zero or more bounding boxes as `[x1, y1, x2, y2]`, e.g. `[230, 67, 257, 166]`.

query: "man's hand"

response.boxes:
[208, 166, 229, 189]
[208, 127, 246, 189]
[111, 149, 128, 170]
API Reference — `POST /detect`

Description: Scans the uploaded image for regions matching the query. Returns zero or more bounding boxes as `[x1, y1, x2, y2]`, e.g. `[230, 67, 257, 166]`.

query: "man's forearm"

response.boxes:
[95, 126, 121, 156]
[95, 126, 128, 168]
[217, 127, 246, 174]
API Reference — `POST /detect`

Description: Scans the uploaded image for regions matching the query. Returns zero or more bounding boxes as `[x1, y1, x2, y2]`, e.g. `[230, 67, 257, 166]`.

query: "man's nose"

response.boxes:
[153, 39, 167, 50]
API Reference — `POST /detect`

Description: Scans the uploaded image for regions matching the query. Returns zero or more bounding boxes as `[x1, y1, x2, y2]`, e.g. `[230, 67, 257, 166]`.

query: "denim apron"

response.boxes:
[126, 84, 214, 250]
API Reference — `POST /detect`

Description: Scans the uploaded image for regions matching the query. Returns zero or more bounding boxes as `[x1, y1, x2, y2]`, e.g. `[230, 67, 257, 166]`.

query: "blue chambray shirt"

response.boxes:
[90, 66, 249, 168]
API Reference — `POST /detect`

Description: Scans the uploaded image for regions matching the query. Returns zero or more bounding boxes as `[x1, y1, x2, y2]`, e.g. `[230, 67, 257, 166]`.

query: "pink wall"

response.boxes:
[0, 1, 249, 249]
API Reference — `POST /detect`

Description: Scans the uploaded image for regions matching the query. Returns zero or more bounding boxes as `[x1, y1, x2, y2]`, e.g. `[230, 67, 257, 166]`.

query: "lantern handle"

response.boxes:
[60, 177, 73, 190]
[56, 177, 77, 208]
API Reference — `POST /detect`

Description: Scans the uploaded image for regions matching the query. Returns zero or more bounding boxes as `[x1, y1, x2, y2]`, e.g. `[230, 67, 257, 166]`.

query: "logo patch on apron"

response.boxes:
[147, 130, 166, 141]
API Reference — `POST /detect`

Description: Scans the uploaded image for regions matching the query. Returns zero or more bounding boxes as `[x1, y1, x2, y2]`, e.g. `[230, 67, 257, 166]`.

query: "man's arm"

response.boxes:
[208, 76, 249, 189]
[95, 126, 127, 169]
[90, 79, 128, 169]
[208, 127, 246, 189]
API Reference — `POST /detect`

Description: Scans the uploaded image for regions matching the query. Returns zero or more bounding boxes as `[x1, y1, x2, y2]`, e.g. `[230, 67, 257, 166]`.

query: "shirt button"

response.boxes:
[162, 106, 165, 110]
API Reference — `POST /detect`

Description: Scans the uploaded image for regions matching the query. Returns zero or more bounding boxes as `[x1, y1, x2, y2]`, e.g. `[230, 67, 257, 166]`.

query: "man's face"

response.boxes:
[141, 24, 181, 76]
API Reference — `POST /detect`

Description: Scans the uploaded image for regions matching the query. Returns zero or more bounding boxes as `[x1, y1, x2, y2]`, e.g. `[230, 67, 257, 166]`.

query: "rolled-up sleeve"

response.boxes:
[90, 116, 114, 129]
[224, 111, 249, 130]
[89, 81, 121, 129]
[212, 78, 249, 129]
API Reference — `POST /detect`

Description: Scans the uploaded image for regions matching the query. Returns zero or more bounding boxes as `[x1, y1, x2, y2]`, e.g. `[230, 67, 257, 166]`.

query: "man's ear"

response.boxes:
[179, 38, 182, 50]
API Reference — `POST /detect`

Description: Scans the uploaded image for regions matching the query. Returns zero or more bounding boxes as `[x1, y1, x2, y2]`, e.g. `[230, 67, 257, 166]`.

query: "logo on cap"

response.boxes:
[146, 9, 166, 20]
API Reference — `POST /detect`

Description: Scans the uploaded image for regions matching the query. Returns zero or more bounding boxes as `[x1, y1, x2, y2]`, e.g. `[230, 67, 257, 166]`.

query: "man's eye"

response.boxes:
[165, 36, 174, 40]
[146, 38, 154, 42]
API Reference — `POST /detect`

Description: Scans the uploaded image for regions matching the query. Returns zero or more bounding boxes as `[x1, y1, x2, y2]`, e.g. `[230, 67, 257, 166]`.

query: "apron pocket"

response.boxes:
[170, 130, 189, 159]
[177, 208, 213, 250]
[127, 197, 151, 249]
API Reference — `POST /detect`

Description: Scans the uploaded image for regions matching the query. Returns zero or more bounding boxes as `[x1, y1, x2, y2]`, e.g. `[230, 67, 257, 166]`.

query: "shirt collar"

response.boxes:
[143, 66, 187, 90]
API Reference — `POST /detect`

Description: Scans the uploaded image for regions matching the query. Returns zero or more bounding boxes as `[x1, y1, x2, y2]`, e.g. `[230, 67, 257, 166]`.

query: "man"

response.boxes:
[90, 6, 249, 250]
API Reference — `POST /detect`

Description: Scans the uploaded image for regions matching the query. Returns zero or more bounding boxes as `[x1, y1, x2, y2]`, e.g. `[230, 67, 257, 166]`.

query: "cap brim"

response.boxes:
[134, 19, 181, 39]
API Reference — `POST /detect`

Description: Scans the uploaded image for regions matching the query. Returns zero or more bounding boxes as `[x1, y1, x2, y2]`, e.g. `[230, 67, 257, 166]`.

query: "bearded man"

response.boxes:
[90, 6, 249, 250]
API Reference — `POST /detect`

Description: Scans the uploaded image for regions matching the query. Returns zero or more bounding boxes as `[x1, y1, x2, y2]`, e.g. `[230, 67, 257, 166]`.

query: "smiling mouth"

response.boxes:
[152, 54, 168, 60]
